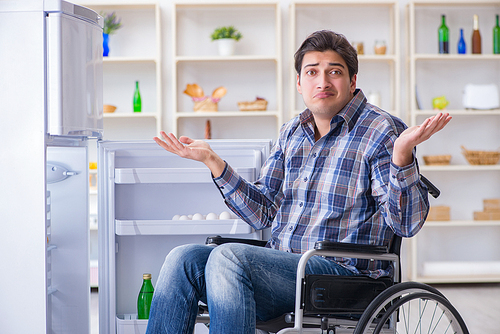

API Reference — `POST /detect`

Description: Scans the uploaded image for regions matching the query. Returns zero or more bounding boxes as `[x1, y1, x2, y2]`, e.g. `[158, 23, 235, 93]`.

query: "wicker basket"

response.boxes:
[423, 155, 451, 165]
[237, 99, 268, 111]
[193, 98, 218, 112]
[461, 146, 500, 165]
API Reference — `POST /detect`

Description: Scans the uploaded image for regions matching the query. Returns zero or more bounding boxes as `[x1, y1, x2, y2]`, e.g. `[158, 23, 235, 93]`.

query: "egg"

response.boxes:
[172, 214, 180, 220]
[206, 212, 218, 220]
[192, 213, 204, 221]
[219, 211, 232, 220]
[179, 215, 190, 220]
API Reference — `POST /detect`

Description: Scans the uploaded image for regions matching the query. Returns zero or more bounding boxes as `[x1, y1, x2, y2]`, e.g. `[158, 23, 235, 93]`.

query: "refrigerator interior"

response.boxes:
[98, 139, 272, 334]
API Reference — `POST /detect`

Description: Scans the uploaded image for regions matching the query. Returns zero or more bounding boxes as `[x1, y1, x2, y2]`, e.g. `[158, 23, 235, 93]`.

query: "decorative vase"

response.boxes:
[217, 38, 235, 56]
[103, 33, 109, 57]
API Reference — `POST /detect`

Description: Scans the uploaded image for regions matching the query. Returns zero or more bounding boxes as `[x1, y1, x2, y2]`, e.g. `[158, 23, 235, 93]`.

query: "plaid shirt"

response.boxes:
[214, 89, 429, 278]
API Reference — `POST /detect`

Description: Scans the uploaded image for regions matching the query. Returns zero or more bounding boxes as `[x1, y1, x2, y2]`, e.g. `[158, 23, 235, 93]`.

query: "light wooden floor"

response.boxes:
[432, 283, 500, 333]
[90, 283, 500, 333]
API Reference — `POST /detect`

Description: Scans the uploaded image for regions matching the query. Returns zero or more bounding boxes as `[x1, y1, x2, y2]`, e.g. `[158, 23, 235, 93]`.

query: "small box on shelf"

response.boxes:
[427, 205, 450, 221]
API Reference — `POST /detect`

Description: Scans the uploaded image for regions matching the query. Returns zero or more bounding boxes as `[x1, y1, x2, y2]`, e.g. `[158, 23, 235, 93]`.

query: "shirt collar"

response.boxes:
[334, 88, 365, 132]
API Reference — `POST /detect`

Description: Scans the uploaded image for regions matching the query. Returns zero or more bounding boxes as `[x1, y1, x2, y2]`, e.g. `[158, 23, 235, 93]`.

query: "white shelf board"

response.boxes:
[293, 0, 400, 7]
[424, 220, 500, 227]
[115, 219, 253, 236]
[420, 165, 500, 172]
[358, 54, 397, 62]
[175, 111, 280, 118]
[103, 112, 159, 119]
[103, 56, 157, 64]
[413, 54, 500, 61]
[411, 0, 500, 6]
[413, 109, 500, 116]
[175, 55, 278, 62]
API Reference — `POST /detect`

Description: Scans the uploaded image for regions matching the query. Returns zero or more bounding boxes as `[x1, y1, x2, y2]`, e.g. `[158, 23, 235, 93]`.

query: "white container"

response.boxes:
[217, 38, 236, 56]
[462, 84, 499, 110]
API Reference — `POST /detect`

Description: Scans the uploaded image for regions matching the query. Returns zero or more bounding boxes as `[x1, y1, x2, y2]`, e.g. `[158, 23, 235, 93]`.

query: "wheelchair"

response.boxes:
[198, 175, 469, 334]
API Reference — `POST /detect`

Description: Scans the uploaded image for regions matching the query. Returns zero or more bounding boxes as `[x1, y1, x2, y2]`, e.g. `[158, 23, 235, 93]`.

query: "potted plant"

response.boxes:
[101, 12, 122, 57]
[211, 26, 242, 56]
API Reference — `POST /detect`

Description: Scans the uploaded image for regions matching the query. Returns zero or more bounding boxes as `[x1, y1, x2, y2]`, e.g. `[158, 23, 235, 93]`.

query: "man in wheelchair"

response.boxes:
[148, 30, 452, 334]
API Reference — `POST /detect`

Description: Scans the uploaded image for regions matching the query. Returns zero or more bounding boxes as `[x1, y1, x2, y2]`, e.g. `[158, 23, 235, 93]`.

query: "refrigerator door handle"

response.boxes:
[47, 162, 79, 184]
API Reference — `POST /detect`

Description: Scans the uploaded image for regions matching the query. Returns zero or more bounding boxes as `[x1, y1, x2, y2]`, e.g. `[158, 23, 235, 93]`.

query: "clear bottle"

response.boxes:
[457, 28, 466, 54]
[494, 14, 500, 54]
[438, 14, 449, 54]
[472, 14, 482, 54]
[133, 81, 142, 112]
[137, 273, 154, 319]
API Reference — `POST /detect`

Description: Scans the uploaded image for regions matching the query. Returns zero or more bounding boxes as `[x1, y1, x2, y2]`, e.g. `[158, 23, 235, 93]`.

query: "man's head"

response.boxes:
[295, 31, 358, 118]
[294, 30, 358, 80]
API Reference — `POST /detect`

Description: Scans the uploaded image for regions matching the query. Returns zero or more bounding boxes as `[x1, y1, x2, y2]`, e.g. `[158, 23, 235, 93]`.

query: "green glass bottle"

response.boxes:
[137, 273, 154, 319]
[438, 14, 449, 54]
[133, 81, 142, 112]
[494, 14, 500, 54]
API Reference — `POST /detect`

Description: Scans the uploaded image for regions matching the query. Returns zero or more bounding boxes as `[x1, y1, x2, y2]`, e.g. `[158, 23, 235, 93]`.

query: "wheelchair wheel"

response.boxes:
[354, 282, 469, 334]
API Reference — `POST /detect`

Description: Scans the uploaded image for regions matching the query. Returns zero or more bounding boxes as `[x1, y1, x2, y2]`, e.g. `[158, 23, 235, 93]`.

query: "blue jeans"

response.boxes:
[145, 243, 356, 334]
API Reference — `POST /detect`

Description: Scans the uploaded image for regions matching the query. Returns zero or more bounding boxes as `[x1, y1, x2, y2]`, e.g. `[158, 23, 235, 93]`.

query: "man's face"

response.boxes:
[297, 50, 357, 118]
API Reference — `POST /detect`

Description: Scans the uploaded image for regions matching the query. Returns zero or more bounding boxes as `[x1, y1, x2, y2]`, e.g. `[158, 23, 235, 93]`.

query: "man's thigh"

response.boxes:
[208, 243, 355, 322]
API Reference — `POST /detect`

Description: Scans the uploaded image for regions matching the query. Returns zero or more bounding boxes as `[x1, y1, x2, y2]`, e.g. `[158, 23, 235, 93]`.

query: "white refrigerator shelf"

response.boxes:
[115, 219, 254, 235]
[114, 167, 256, 184]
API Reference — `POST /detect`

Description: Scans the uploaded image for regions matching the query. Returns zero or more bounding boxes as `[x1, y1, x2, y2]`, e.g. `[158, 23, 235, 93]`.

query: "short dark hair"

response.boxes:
[294, 30, 358, 79]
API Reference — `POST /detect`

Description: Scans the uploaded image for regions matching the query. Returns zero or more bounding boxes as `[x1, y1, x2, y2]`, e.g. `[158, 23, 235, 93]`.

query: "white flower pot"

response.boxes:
[217, 38, 236, 56]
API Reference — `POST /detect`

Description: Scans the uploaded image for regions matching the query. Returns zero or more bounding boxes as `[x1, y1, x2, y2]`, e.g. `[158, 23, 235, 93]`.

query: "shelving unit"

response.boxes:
[172, 1, 282, 139]
[80, 3, 162, 139]
[407, 0, 500, 283]
[289, 0, 401, 119]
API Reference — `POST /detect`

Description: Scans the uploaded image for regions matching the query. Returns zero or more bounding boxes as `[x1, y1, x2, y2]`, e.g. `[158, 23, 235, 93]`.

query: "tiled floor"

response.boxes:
[91, 283, 500, 333]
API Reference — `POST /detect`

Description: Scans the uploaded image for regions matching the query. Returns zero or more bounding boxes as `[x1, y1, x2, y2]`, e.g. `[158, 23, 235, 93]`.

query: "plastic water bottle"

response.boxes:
[137, 273, 154, 319]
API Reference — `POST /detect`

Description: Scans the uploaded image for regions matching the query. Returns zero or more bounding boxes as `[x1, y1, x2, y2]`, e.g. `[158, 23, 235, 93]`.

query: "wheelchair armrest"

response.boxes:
[314, 240, 388, 254]
[205, 235, 268, 247]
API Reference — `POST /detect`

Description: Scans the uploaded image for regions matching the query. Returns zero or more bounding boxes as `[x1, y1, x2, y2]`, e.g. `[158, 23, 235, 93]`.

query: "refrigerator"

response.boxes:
[0, 1, 102, 333]
[97, 139, 272, 334]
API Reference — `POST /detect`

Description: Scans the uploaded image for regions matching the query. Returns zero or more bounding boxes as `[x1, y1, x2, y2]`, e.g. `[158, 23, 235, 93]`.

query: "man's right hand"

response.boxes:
[154, 131, 226, 178]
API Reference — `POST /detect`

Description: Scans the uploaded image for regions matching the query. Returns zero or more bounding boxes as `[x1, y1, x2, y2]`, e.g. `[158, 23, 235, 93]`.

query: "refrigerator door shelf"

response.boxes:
[115, 167, 255, 184]
[116, 315, 147, 334]
[115, 219, 254, 236]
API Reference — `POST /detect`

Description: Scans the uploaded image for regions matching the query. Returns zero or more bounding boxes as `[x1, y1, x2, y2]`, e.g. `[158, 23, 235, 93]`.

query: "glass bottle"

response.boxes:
[137, 273, 154, 319]
[133, 81, 142, 112]
[472, 14, 482, 54]
[494, 14, 500, 54]
[438, 14, 449, 54]
[457, 28, 466, 54]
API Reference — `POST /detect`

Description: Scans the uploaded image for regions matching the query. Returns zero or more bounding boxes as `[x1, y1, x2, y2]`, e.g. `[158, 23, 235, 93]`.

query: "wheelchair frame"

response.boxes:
[198, 176, 469, 333]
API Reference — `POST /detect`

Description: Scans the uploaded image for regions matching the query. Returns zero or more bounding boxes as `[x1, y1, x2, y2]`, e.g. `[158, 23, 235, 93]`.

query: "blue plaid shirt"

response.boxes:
[214, 89, 429, 278]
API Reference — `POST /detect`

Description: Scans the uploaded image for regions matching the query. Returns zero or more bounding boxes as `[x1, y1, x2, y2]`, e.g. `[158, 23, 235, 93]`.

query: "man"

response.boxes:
[146, 30, 451, 334]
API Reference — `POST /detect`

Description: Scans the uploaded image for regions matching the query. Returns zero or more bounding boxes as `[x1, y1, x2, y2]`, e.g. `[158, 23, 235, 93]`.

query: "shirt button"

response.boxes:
[288, 226, 293, 231]
[312, 153, 317, 158]
[303, 177, 308, 182]
[299, 202, 303, 207]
